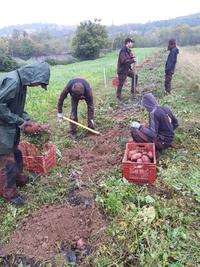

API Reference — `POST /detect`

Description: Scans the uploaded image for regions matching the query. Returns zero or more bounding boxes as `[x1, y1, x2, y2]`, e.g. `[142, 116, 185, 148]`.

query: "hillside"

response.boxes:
[0, 12, 200, 37]
[0, 23, 76, 38]
[108, 12, 200, 35]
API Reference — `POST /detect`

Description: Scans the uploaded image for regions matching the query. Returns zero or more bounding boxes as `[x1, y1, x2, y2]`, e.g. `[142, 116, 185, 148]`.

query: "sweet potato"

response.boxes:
[128, 150, 136, 160]
[77, 238, 86, 250]
[131, 152, 142, 161]
[136, 152, 142, 158]
[142, 155, 151, 163]
[147, 151, 153, 159]
[131, 154, 138, 161]
[142, 151, 148, 155]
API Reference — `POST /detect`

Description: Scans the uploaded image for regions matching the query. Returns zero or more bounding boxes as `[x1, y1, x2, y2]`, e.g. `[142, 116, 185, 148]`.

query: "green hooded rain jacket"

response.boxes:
[0, 62, 50, 154]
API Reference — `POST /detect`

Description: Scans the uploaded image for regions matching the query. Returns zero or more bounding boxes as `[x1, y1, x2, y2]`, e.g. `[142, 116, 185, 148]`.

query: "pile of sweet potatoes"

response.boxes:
[127, 149, 153, 163]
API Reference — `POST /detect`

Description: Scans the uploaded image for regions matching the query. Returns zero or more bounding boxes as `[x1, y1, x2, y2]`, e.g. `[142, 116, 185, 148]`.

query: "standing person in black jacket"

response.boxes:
[165, 39, 179, 94]
[57, 78, 94, 140]
[116, 38, 138, 100]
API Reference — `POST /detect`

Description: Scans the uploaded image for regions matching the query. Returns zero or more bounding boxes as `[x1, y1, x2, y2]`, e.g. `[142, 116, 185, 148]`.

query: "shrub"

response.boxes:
[45, 57, 78, 66]
[0, 50, 18, 72]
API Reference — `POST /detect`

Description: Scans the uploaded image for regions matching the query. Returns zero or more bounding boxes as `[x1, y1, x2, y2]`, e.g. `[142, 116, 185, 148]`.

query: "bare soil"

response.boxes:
[61, 127, 128, 181]
[0, 107, 138, 265]
[0, 204, 106, 262]
[0, 126, 128, 265]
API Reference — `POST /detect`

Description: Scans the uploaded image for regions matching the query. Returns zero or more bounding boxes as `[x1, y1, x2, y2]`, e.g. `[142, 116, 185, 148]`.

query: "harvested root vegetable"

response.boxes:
[142, 151, 148, 155]
[135, 152, 142, 158]
[127, 149, 154, 163]
[141, 155, 151, 163]
[131, 154, 137, 161]
[147, 151, 153, 159]
[24, 124, 50, 135]
[77, 238, 86, 250]
[128, 150, 136, 160]
[131, 152, 142, 161]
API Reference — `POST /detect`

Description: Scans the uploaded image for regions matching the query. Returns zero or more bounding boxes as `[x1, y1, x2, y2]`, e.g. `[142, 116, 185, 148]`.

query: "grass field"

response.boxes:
[24, 48, 155, 122]
[0, 46, 200, 267]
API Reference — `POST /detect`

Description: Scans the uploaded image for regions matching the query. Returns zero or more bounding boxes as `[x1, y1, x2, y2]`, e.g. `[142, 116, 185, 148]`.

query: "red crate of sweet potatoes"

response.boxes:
[122, 143, 156, 184]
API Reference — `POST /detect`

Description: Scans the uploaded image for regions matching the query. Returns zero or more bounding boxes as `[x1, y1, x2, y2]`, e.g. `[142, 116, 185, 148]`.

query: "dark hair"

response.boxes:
[168, 38, 176, 45]
[71, 82, 84, 96]
[125, 38, 134, 44]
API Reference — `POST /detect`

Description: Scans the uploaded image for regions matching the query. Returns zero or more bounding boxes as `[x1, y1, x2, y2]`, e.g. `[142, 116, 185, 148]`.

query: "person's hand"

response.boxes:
[130, 52, 136, 58]
[57, 112, 64, 121]
[131, 121, 141, 129]
[19, 120, 33, 130]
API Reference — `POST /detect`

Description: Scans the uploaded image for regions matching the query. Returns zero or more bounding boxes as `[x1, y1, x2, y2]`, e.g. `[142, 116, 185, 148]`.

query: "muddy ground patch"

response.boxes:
[0, 203, 106, 264]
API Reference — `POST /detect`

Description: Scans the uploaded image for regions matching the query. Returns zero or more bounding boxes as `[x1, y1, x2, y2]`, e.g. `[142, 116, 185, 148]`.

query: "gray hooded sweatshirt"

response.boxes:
[141, 93, 179, 145]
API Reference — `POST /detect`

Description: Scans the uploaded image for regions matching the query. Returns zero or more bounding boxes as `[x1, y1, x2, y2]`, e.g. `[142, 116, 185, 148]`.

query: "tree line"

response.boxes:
[1, 17, 200, 71]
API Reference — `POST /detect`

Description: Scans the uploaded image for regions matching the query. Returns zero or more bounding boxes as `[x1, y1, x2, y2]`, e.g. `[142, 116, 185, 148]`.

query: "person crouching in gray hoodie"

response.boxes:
[130, 93, 179, 157]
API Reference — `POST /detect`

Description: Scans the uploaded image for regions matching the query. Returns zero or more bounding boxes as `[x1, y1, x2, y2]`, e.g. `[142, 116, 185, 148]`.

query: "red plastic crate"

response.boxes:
[18, 142, 56, 175]
[122, 143, 156, 184]
[112, 77, 127, 88]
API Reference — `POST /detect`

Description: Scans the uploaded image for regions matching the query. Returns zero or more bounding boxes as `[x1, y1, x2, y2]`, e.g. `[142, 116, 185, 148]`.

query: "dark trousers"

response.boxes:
[164, 73, 173, 93]
[70, 97, 94, 134]
[0, 148, 28, 200]
[130, 128, 170, 151]
[117, 70, 138, 97]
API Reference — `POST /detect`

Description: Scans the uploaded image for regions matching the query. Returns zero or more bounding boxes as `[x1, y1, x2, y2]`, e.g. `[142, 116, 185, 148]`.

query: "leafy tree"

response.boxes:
[112, 33, 128, 50]
[0, 50, 18, 72]
[0, 37, 9, 53]
[9, 36, 36, 59]
[73, 19, 108, 60]
[12, 29, 20, 39]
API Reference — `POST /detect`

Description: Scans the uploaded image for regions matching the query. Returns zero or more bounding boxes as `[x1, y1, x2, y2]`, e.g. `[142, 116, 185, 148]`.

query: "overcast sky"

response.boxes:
[1, 0, 200, 28]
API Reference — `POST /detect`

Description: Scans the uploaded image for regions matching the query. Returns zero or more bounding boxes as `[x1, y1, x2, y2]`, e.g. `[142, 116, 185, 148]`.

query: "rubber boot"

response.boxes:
[9, 194, 27, 206]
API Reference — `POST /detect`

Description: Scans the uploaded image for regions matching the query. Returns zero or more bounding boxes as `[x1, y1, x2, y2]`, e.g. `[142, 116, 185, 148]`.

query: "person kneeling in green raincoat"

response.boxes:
[0, 62, 50, 206]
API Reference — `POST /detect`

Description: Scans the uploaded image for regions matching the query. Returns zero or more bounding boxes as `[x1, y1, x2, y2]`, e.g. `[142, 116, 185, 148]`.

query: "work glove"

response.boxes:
[88, 119, 95, 129]
[131, 121, 141, 129]
[57, 112, 64, 121]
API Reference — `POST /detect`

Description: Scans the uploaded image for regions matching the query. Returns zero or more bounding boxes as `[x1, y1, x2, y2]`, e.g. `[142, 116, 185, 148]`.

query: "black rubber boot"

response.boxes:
[9, 194, 27, 206]
[70, 132, 77, 140]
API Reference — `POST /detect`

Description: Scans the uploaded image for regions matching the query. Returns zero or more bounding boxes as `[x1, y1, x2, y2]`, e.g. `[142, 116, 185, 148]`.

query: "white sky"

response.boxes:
[0, 0, 200, 28]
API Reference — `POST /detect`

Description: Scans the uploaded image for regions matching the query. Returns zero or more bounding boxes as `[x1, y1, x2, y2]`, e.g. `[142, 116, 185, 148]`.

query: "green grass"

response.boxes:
[25, 48, 155, 123]
[0, 47, 200, 267]
[0, 47, 155, 244]
[87, 48, 200, 266]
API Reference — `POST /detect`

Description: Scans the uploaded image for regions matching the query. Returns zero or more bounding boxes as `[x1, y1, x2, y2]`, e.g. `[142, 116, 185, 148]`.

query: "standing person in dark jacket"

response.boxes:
[165, 39, 179, 94]
[130, 93, 179, 156]
[116, 37, 138, 100]
[57, 78, 94, 140]
[0, 62, 50, 205]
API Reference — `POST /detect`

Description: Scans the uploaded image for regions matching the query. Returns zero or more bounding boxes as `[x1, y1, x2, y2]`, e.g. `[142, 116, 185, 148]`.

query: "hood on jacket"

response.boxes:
[141, 93, 158, 111]
[173, 47, 179, 54]
[18, 62, 50, 89]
